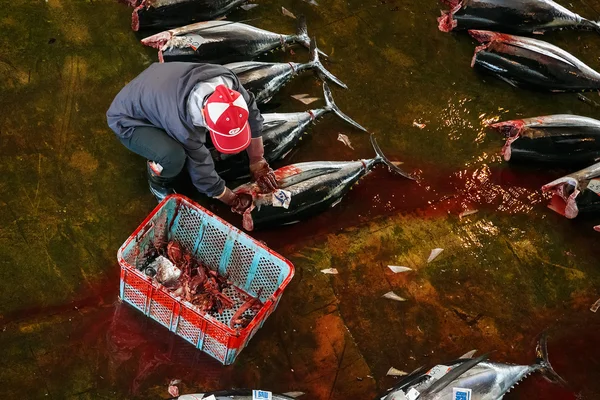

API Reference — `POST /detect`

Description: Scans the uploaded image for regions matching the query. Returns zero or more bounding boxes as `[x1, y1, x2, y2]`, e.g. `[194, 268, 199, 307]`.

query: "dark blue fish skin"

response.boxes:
[132, 0, 249, 31]
[470, 30, 600, 92]
[438, 0, 600, 34]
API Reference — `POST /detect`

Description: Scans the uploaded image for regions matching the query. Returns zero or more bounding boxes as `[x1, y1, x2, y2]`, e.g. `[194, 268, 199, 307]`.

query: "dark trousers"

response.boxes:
[118, 126, 186, 179]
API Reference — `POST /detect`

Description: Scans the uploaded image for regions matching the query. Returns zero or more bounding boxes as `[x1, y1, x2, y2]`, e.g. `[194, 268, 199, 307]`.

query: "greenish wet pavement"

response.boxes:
[1, 0, 600, 398]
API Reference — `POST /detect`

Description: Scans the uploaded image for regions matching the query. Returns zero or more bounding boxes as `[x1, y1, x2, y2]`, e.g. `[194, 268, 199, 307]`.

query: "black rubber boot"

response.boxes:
[147, 162, 176, 202]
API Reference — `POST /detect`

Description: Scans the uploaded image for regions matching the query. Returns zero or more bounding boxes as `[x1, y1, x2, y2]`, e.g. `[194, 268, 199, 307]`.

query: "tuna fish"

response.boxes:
[210, 83, 366, 181]
[224, 38, 347, 105]
[438, 0, 600, 34]
[141, 16, 321, 64]
[129, 0, 249, 32]
[542, 161, 600, 218]
[470, 30, 600, 92]
[490, 114, 600, 165]
[176, 390, 303, 400]
[377, 335, 565, 400]
[233, 134, 414, 231]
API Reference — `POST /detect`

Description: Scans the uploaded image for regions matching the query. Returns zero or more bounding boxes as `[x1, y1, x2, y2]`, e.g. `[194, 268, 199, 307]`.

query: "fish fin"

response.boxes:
[370, 134, 415, 180]
[322, 82, 366, 131]
[535, 333, 568, 387]
[418, 354, 488, 397]
[496, 75, 519, 88]
[295, 15, 311, 49]
[378, 365, 429, 397]
[309, 38, 347, 89]
[460, 349, 477, 359]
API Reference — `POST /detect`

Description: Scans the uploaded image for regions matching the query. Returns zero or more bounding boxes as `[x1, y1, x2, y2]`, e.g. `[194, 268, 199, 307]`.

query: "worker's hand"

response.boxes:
[216, 188, 254, 215]
[230, 193, 253, 215]
[250, 159, 278, 193]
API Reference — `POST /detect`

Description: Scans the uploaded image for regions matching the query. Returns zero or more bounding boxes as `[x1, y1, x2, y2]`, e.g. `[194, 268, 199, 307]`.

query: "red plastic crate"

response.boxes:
[117, 194, 295, 365]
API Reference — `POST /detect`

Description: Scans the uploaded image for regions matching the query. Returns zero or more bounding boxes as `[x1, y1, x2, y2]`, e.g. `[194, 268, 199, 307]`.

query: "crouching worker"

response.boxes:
[106, 62, 278, 214]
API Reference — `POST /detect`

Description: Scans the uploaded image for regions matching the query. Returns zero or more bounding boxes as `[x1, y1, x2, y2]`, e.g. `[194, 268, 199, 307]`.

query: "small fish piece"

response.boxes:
[427, 248, 444, 263]
[291, 94, 320, 105]
[387, 367, 409, 376]
[383, 291, 406, 302]
[282, 6, 297, 19]
[302, 0, 319, 5]
[240, 3, 258, 10]
[283, 392, 305, 398]
[413, 121, 426, 129]
[168, 379, 180, 397]
[388, 265, 412, 273]
[321, 268, 338, 274]
[591, 298, 600, 312]
[337, 133, 355, 149]
[594, 225, 600, 232]
[459, 209, 478, 218]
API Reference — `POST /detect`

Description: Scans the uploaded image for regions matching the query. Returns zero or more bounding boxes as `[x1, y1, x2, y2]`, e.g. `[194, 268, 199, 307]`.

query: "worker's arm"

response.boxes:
[232, 80, 278, 192]
[184, 138, 252, 214]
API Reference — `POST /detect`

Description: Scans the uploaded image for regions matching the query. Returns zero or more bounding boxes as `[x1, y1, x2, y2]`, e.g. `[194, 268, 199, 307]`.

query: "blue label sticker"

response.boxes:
[453, 387, 472, 400]
[253, 390, 272, 400]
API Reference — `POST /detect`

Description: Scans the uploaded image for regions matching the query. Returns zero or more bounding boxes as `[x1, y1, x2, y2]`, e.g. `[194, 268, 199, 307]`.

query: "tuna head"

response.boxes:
[489, 119, 525, 161]
[540, 161, 600, 219]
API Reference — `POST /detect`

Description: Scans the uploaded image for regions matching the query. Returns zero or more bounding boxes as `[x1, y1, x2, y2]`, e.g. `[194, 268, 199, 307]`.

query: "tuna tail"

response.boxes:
[322, 82, 366, 131]
[535, 334, 568, 386]
[309, 38, 347, 89]
[370, 134, 415, 180]
[296, 16, 328, 58]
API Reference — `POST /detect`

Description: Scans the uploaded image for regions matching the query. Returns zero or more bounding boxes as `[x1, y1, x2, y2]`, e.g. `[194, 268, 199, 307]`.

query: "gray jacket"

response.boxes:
[106, 62, 263, 197]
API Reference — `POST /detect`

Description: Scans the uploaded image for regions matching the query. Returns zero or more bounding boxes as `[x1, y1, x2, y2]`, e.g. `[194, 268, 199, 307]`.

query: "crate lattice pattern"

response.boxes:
[118, 197, 293, 364]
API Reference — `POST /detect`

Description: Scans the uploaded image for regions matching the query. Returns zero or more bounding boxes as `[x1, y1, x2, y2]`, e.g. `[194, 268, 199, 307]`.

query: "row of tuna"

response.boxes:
[118, 5, 416, 231]
[438, 0, 600, 227]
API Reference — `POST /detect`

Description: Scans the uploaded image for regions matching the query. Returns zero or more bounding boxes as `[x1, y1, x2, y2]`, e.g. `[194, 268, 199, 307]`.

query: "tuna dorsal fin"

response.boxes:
[417, 354, 488, 397]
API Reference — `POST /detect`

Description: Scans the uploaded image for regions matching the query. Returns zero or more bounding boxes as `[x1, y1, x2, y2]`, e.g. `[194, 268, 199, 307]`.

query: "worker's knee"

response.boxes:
[158, 145, 186, 178]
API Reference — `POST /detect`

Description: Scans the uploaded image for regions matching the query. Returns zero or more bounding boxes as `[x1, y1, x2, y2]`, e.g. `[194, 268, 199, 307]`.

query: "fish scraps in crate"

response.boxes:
[337, 133, 355, 149]
[388, 265, 411, 273]
[140, 241, 262, 327]
[427, 248, 444, 263]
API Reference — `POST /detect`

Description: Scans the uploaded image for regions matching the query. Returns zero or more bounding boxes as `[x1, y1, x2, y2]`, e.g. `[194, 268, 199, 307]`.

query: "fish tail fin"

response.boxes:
[295, 17, 328, 57]
[535, 333, 568, 386]
[309, 38, 347, 89]
[322, 82, 366, 131]
[370, 134, 415, 180]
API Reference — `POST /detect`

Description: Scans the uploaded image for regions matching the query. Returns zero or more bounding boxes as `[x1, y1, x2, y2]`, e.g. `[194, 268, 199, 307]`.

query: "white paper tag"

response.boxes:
[453, 387, 472, 400]
[181, 34, 205, 50]
[406, 388, 420, 400]
[388, 391, 409, 400]
[588, 179, 600, 195]
[427, 364, 451, 380]
[253, 390, 273, 400]
[272, 189, 292, 209]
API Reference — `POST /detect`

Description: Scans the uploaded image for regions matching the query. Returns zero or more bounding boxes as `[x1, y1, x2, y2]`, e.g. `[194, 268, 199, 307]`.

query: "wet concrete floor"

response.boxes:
[1, 0, 600, 398]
